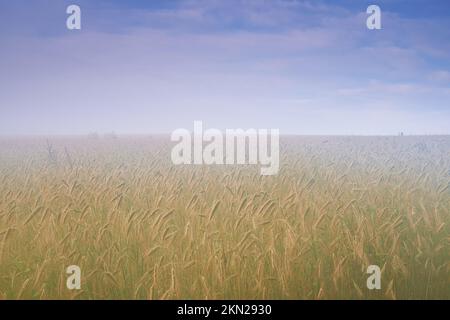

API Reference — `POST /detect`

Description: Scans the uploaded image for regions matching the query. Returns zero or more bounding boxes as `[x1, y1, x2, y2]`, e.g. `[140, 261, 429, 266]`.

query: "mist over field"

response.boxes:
[0, 135, 449, 299]
[0, 0, 449, 301]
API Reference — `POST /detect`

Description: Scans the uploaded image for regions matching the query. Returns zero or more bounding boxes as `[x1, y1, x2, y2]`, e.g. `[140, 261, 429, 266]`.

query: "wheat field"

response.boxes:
[0, 135, 449, 299]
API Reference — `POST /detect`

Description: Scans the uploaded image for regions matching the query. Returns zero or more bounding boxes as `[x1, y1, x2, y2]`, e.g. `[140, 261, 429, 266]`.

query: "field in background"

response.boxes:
[0, 135, 449, 299]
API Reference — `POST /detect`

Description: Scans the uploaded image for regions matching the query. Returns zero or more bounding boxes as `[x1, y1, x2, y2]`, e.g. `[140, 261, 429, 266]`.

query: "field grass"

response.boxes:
[0, 135, 449, 299]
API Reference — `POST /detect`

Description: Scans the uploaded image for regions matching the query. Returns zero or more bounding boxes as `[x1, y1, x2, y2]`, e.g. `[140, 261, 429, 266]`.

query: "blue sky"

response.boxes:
[1, 0, 449, 135]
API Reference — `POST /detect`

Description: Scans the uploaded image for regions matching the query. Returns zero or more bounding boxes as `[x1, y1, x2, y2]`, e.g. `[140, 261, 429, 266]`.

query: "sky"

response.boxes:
[0, 0, 450, 135]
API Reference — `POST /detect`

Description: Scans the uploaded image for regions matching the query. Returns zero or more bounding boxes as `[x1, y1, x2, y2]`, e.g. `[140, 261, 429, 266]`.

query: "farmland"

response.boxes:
[0, 135, 449, 299]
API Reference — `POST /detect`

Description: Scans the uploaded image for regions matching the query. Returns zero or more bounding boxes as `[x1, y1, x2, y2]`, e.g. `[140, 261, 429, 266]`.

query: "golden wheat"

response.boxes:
[0, 135, 448, 299]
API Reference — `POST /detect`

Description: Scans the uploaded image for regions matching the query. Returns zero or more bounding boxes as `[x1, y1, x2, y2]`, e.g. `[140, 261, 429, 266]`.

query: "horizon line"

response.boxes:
[1, 133, 450, 138]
